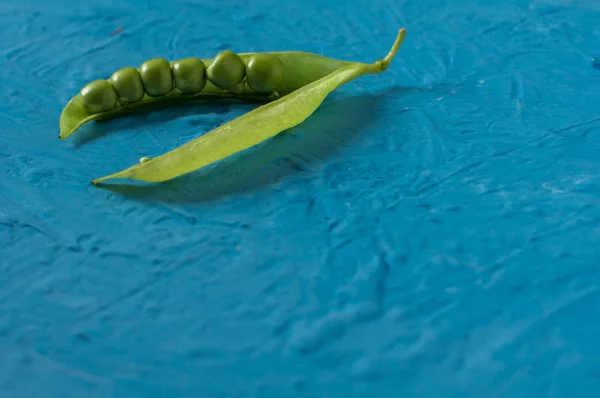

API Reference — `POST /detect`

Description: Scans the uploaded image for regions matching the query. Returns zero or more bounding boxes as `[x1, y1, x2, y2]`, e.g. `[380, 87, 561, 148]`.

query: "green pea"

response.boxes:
[80, 80, 117, 113]
[245, 54, 285, 93]
[139, 58, 173, 97]
[110, 67, 144, 103]
[206, 50, 245, 90]
[171, 58, 207, 94]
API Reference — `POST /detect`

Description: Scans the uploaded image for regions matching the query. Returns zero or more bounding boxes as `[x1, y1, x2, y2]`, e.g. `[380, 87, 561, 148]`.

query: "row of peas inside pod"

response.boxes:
[79, 50, 285, 114]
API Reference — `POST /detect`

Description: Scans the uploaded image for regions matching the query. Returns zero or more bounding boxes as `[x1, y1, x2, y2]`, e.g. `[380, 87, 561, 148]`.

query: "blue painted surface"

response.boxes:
[1, 0, 600, 396]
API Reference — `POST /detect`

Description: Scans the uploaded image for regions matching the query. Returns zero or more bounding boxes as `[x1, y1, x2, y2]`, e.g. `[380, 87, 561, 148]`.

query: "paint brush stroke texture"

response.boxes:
[1, 0, 600, 397]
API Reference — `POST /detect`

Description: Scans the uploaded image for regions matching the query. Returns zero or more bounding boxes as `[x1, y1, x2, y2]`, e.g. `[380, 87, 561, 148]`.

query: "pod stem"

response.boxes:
[376, 27, 407, 72]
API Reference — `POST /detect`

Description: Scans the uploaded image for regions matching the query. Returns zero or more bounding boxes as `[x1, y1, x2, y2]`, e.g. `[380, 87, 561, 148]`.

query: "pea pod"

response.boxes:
[91, 28, 406, 185]
[59, 45, 360, 139]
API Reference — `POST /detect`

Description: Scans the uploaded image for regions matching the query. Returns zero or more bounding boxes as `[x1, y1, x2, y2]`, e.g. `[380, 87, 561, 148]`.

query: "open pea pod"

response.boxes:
[59, 43, 363, 139]
[91, 28, 406, 185]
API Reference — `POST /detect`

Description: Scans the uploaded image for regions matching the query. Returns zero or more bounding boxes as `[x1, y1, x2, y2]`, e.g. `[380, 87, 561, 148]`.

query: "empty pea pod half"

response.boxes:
[59, 28, 407, 184]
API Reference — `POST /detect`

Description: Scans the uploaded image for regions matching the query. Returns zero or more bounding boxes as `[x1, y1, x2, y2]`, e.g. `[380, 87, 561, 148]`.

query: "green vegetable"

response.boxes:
[59, 49, 355, 139]
[59, 29, 405, 140]
[110, 67, 144, 103]
[139, 58, 173, 97]
[91, 28, 406, 185]
[206, 50, 246, 90]
[245, 53, 285, 94]
[171, 57, 207, 93]
[80, 80, 118, 113]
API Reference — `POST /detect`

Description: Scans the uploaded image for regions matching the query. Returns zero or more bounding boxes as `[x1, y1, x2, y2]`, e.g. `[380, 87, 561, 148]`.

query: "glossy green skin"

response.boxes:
[60, 52, 353, 139]
[245, 53, 285, 93]
[80, 80, 118, 113]
[139, 58, 173, 97]
[172, 58, 207, 93]
[110, 67, 144, 103]
[206, 50, 246, 90]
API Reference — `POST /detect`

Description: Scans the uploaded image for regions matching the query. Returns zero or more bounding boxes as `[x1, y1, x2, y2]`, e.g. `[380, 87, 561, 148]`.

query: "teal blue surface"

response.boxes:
[2, 0, 600, 397]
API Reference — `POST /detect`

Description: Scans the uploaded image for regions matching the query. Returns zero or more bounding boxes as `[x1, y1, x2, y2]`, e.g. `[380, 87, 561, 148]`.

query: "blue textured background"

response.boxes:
[2, 0, 600, 396]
